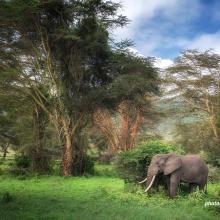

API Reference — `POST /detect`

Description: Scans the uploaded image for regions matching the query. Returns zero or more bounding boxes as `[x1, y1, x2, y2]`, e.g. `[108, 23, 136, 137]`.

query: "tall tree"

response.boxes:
[166, 49, 220, 147]
[92, 46, 161, 151]
[0, 0, 160, 175]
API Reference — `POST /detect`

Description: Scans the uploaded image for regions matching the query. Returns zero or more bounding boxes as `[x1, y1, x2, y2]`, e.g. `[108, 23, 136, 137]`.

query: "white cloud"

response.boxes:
[113, 0, 200, 43]
[127, 47, 145, 57]
[154, 58, 173, 69]
[128, 47, 173, 69]
[115, 0, 200, 22]
[149, 31, 220, 70]
[185, 32, 220, 54]
[112, 0, 220, 63]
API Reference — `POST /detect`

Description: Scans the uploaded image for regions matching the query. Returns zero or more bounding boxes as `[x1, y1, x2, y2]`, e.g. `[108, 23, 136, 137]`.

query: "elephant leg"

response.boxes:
[198, 181, 206, 191]
[166, 175, 170, 195]
[169, 173, 180, 198]
[189, 183, 197, 193]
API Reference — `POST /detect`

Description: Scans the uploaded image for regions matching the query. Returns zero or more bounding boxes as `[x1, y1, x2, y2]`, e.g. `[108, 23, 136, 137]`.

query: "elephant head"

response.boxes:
[139, 153, 182, 192]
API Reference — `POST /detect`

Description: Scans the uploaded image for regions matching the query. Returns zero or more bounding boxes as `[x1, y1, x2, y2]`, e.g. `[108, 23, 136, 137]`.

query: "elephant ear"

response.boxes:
[164, 154, 182, 175]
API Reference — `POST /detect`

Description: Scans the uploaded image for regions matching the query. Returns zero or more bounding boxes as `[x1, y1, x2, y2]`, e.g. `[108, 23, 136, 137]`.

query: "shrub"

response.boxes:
[206, 149, 220, 167]
[208, 165, 220, 183]
[115, 140, 183, 184]
[8, 167, 29, 176]
[84, 155, 95, 175]
[14, 154, 31, 169]
[94, 164, 118, 177]
[98, 152, 115, 164]
[1, 192, 13, 203]
[72, 155, 95, 176]
[188, 188, 206, 202]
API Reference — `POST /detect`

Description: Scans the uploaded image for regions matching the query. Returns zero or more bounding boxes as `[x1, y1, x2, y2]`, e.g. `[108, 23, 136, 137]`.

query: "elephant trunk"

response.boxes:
[144, 165, 158, 192]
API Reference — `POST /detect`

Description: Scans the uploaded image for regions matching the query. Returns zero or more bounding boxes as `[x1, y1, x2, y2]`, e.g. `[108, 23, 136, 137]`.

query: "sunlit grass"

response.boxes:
[0, 174, 219, 220]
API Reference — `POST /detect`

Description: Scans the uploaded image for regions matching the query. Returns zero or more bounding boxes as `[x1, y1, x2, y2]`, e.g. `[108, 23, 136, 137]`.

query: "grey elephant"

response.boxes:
[139, 153, 208, 198]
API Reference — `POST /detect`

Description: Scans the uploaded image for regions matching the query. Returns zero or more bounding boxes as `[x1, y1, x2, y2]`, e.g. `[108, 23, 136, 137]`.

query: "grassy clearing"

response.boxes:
[0, 173, 219, 220]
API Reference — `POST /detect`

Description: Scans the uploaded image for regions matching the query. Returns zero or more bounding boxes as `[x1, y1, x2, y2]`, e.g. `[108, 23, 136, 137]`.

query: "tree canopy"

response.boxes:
[0, 0, 160, 175]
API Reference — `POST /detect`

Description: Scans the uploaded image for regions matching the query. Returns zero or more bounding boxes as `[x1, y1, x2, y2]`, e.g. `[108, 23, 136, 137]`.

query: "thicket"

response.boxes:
[115, 140, 183, 183]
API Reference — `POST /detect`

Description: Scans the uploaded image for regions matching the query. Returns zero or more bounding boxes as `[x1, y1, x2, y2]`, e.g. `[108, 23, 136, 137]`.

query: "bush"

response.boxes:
[94, 164, 118, 177]
[115, 140, 183, 184]
[84, 155, 95, 175]
[14, 154, 31, 169]
[208, 165, 220, 183]
[207, 152, 220, 167]
[188, 188, 206, 202]
[98, 152, 115, 164]
[8, 167, 29, 176]
[1, 192, 13, 203]
[72, 154, 95, 176]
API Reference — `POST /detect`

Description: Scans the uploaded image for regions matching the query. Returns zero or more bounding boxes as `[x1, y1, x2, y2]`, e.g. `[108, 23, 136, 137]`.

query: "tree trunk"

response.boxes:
[71, 133, 87, 176]
[33, 105, 49, 172]
[129, 110, 143, 150]
[2, 143, 9, 160]
[59, 112, 88, 176]
[209, 115, 219, 139]
[61, 117, 74, 176]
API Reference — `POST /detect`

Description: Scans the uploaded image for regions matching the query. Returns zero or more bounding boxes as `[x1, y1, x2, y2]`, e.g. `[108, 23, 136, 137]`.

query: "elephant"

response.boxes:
[139, 153, 208, 198]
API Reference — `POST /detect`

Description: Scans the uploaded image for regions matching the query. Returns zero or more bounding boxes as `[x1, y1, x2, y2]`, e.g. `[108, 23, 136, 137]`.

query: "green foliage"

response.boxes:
[14, 154, 31, 169]
[94, 163, 118, 177]
[0, 175, 218, 220]
[188, 189, 206, 202]
[115, 140, 184, 183]
[207, 165, 220, 183]
[207, 149, 220, 167]
[1, 192, 13, 204]
[84, 155, 95, 175]
[0, 0, 160, 177]
[72, 155, 95, 176]
[8, 167, 29, 176]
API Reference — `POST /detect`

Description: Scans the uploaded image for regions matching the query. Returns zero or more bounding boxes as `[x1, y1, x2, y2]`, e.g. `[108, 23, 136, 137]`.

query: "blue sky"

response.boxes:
[113, 0, 220, 66]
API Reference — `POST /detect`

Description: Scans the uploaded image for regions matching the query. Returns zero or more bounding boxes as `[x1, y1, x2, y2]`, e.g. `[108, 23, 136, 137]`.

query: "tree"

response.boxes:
[0, 0, 57, 171]
[167, 50, 220, 143]
[0, 0, 160, 176]
[94, 101, 145, 152]
[93, 96, 159, 152]
[173, 120, 214, 152]
[92, 49, 160, 152]
[0, 106, 16, 159]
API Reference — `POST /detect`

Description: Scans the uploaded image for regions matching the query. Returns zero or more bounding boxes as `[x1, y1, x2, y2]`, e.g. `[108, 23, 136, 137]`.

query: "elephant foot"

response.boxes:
[169, 193, 177, 199]
[169, 193, 176, 199]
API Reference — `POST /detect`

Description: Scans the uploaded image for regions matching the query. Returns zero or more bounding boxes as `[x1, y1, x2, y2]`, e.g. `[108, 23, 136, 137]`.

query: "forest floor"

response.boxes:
[0, 164, 219, 220]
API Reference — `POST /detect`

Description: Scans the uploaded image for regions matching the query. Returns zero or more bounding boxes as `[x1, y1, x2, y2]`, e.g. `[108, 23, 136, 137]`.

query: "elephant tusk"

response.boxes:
[139, 177, 148, 184]
[145, 175, 156, 193]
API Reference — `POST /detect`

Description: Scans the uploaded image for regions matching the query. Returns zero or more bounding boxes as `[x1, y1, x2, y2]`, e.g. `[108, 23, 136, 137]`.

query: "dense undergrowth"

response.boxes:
[0, 162, 219, 220]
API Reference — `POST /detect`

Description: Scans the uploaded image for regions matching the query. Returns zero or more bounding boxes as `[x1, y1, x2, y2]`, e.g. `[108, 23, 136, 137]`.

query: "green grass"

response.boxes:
[94, 163, 118, 177]
[0, 174, 219, 220]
